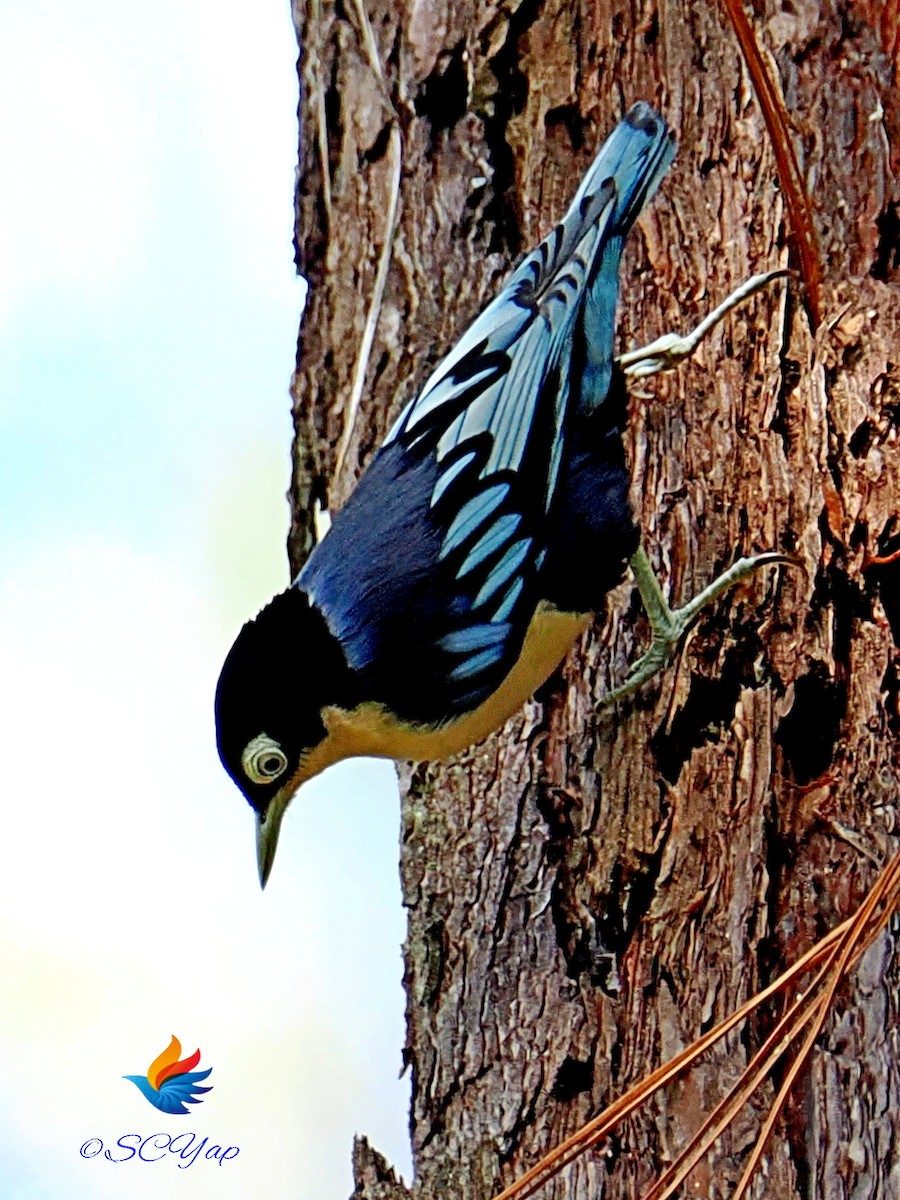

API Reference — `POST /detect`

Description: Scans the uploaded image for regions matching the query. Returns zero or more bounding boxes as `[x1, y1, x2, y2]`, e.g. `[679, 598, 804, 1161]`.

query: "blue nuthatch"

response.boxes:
[215, 103, 790, 886]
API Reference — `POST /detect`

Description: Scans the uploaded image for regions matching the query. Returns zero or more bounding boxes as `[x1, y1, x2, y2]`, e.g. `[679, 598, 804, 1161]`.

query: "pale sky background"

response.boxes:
[0, 1, 412, 1197]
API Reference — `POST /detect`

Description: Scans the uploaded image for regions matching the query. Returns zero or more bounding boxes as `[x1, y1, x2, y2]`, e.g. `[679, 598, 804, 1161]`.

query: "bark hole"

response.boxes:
[649, 647, 756, 784]
[775, 663, 846, 787]
[414, 45, 469, 137]
[551, 1053, 595, 1101]
[544, 104, 588, 149]
[870, 523, 900, 647]
[872, 201, 900, 280]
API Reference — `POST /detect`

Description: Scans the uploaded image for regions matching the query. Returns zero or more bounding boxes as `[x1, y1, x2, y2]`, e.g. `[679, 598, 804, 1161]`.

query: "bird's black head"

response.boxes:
[214, 586, 360, 886]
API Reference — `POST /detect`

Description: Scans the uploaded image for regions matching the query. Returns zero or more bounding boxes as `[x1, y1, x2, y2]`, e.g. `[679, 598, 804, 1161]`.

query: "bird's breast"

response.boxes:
[305, 603, 591, 773]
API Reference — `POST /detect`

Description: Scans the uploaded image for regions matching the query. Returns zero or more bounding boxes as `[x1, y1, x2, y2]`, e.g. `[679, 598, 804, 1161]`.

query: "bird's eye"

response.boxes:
[241, 733, 289, 785]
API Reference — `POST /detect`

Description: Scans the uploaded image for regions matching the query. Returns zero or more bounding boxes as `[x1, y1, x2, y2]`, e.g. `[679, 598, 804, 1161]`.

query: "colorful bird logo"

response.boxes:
[123, 1035, 213, 1115]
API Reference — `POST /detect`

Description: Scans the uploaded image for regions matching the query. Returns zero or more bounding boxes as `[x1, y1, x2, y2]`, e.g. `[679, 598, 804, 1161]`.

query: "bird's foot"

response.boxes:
[601, 545, 797, 706]
[617, 269, 790, 379]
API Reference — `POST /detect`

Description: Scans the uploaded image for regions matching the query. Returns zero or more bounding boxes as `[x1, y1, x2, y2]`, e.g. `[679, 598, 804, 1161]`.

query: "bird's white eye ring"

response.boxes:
[242, 733, 289, 785]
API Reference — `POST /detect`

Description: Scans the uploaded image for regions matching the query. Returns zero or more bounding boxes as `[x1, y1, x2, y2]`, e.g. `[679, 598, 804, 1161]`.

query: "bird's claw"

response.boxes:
[599, 548, 800, 708]
[618, 330, 702, 378]
[618, 269, 791, 379]
[601, 637, 678, 707]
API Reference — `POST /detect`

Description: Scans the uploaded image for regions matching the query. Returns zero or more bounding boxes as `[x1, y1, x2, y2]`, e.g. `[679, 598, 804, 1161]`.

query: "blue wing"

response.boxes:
[386, 102, 674, 494]
[301, 104, 675, 721]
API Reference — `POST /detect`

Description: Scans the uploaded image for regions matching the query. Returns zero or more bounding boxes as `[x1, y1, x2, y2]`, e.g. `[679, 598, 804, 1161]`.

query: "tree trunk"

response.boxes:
[288, 1, 900, 1196]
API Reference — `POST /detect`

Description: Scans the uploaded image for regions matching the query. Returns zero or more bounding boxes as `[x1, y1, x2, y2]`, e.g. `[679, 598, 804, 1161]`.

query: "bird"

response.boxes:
[215, 102, 790, 888]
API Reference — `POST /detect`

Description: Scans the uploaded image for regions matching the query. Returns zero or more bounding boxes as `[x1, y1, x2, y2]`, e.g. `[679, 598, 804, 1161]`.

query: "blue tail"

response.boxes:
[564, 102, 676, 412]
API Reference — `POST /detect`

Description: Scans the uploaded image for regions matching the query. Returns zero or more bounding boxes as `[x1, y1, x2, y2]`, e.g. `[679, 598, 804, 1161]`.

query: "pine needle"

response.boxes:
[720, 0, 823, 327]
[490, 849, 900, 1200]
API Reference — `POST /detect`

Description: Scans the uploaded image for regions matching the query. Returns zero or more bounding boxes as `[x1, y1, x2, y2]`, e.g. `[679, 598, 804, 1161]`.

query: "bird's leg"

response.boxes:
[601, 545, 796, 706]
[617, 269, 790, 378]
[600, 268, 795, 704]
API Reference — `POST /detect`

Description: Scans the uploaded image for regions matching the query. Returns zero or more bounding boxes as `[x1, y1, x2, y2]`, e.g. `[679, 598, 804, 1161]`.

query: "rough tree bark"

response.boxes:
[287, 1, 900, 1196]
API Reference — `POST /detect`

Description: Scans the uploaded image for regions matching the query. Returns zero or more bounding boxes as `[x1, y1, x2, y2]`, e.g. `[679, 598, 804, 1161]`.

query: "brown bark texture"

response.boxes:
[287, 1, 900, 1196]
